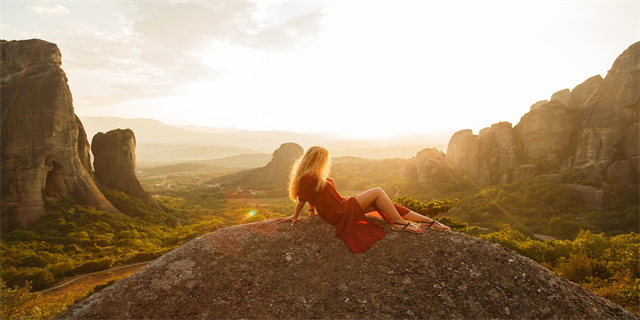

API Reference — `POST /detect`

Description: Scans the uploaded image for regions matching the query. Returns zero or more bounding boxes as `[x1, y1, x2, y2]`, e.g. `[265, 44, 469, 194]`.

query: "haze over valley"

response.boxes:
[81, 116, 448, 167]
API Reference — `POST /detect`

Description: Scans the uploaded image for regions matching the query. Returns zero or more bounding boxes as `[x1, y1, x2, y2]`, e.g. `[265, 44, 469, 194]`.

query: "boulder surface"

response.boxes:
[59, 218, 636, 319]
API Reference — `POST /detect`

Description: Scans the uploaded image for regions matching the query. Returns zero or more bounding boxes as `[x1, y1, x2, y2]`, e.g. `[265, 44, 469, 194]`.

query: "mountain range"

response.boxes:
[80, 116, 448, 166]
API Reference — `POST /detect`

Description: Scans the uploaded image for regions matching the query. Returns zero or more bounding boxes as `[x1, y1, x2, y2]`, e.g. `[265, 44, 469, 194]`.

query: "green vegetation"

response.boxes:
[447, 179, 639, 238]
[1, 160, 638, 318]
[482, 225, 639, 314]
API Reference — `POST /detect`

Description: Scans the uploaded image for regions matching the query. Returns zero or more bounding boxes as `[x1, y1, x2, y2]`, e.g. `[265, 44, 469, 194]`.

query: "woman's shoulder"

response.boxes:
[301, 171, 318, 180]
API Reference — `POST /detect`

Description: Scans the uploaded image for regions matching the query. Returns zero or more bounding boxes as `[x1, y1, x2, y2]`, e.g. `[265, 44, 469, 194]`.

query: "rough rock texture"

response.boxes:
[444, 129, 479, 177]
[92, 129, 161, 210]
[569, 42, 640, 183]
[446, 123, 521, 185]
[514, 100, 580, 161]
[0, 39, 119, 231]
[571, 75, 603, 110]
[443, 41, 639, 188]
[58, 218, 637, 320]
[414, 148, 445, 180]
[211, 143, 304, 192]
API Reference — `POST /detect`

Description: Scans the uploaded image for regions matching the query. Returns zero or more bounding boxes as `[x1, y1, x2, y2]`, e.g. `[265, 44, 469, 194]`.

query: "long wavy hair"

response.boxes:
[288, 146, 331, 202]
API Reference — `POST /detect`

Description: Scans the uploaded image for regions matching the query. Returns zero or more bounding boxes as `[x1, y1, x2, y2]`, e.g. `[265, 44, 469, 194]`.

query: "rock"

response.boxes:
[92, 129, 162, 210]
[571, 75, 603, 109]
[513, 164, 537, 181]
[562, 184, 604, 208]
[1, 39, 119, 231]
[514, 100, 580, 160]
[211, 143, 304, 193]
[444, 129, 479, 178]
[477, 122, 520, 185]
[487, 122, 519, 173]
[605, 160, 638, 187]
[442, 41, 639, 188]
[550, 89, 573, 108]
[529, 100, 548, 111]
[58, 218, 637, 319]
[572, 42, 640, 182]
[415, 148, 445, 180]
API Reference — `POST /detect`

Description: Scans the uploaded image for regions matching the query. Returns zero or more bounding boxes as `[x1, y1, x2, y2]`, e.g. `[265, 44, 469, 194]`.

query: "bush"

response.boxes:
[72, 257, 115, 275]
[393, 196, 459, 218]
[1, 267, 55, 290]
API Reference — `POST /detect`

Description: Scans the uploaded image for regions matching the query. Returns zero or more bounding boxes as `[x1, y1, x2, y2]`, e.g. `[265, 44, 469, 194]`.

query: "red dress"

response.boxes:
[297, 172, 410, 253]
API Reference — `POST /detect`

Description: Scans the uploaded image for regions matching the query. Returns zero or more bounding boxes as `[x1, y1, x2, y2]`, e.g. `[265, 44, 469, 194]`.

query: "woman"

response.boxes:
[276, 146, 449, 253]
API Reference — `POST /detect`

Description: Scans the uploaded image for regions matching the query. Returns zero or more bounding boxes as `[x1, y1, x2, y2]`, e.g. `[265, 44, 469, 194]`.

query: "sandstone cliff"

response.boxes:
[441, 41, 639, 187]
[58, 218, 636, 319]
[92, 129, 162, 210]
[1, 39, 119, 231]
[211, 142, 304, 193]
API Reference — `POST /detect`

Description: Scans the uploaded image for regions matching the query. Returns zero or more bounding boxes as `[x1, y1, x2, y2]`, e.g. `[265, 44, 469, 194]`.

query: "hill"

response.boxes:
[58, 218, 637, 319]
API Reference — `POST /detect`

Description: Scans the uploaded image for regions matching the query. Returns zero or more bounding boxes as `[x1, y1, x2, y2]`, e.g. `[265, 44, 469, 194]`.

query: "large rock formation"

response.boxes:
[443, 41, 639, 187]
[92, 129, 161, 210]
[211, 142, 304, 194]
[1, 39, 119, 231]
[568, 42, 640, 184]
[414, 147, 445, 180]
[59, 218, 637, 319]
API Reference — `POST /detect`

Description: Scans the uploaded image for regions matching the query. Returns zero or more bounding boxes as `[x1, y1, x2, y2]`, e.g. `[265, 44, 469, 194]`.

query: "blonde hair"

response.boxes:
[288, 146, 331, 202]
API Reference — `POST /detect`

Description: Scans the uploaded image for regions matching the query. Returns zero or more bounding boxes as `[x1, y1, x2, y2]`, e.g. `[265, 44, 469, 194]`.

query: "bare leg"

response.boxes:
[355, 188, 423, 233]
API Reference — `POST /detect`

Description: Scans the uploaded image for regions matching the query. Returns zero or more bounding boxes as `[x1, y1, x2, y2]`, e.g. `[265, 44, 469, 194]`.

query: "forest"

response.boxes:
[1, 158, 638, 319]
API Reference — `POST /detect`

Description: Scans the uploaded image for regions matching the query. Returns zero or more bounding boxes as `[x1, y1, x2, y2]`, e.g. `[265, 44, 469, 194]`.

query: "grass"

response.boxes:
[36, 262, 149, 312]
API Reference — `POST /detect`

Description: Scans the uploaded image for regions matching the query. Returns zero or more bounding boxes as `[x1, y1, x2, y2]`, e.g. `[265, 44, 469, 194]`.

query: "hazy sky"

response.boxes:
[2, 0, 638, 140]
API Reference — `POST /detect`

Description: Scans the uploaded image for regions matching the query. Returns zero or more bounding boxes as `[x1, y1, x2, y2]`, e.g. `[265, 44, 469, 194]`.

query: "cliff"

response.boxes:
[92, 129, 162, 210]
[58, 218, 637, 319]
[0, 39, 120, 231]
[441, 41, 639, 188]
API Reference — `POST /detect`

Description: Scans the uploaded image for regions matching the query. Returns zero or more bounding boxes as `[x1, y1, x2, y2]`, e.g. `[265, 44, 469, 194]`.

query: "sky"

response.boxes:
[1, 0, 639, 140]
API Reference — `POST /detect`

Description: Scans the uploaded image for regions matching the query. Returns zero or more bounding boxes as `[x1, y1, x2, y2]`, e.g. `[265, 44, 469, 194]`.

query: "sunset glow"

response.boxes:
[1, 0, 638, 139]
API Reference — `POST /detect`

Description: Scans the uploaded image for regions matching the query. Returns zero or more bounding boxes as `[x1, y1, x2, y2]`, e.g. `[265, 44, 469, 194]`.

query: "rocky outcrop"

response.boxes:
[414, 148, 445, 180]
[58, 218, 637, 319]
[514, 100, 580, 161]
[445, 123, 522, 185]
[443, 41, 639, 188]
[92, 129, 161, 210]
[211, 143, 303, 193]
[569, 42, 640, 184]
[1, 39, 119, 231]
[444, 129, 479, 177]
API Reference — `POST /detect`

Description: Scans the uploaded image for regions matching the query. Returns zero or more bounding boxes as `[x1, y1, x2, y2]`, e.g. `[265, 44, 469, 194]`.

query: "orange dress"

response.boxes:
[297, 172, 410, 253]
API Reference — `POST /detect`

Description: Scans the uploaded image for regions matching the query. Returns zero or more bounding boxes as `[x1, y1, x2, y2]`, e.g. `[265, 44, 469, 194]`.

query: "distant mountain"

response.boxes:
[135, 144, 255, 166]
[331, 145, 446, 160]
[81, 117, 240, 148]
[190, 153, 272, 168]
[138, 163, 236, 176]
[81, 117, 338, 152]
[81, 116, 451, 165]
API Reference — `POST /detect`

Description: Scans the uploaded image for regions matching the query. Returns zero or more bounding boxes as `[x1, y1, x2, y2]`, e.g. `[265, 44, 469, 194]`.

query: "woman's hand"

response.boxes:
[276, 215, 299, 226]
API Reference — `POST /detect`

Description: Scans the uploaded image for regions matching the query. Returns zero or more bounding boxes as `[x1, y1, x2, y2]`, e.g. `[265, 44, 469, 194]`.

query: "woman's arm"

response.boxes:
[276, 200, 306, 225]
[308, 204, 316, 216]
